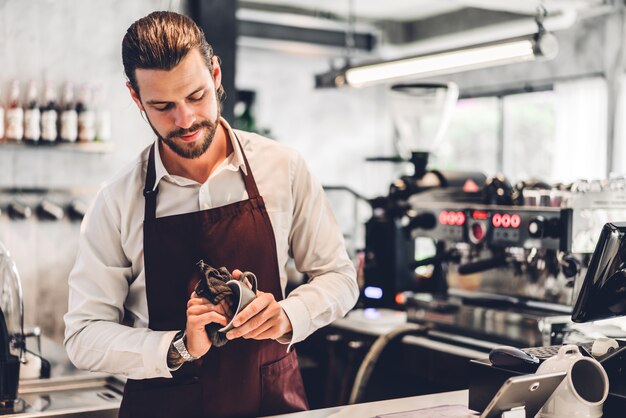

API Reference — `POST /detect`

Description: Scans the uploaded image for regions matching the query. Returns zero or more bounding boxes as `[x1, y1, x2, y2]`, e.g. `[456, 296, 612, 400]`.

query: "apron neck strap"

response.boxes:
[143, 143, 158, 221]
[143, 132, 260, 221]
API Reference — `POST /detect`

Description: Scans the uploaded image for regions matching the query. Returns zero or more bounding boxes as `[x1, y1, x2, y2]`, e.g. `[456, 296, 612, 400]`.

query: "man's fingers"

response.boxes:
[187, 297, 231, 318]
[206, 312, 228, 327]
[232, 293, 271, 328]
[188, 298, 227, 313]
[251, 327, 280, 340]
[188, 304, 225, 316]
[241, 321, 273, 339]
[188, 311, 228, 327]
[188, 296, 211, 308]
[231, 269, 243, 279]
[227, 298, 281, 339]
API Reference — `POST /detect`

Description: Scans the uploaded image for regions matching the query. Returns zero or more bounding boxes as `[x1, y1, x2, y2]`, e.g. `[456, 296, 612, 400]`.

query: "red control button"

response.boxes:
[471, 223, 485, 242]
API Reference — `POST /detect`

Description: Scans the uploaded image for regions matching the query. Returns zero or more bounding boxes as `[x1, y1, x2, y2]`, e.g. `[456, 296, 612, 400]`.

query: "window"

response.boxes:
[433, 77, 607, 184]
[433, 96, 499, 174]
[503, 91, 556, 182]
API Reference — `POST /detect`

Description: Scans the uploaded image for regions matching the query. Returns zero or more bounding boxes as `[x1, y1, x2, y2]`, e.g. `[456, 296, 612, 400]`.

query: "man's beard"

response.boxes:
[146, 113, 220, 159]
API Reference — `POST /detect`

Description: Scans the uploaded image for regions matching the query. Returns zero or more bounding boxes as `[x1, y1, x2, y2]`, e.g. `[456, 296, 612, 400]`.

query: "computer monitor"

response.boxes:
[572, 222, 626, 323]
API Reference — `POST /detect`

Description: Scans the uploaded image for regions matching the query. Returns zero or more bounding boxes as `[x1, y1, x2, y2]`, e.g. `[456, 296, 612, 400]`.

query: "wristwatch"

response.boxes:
[171, 330, 201, 363]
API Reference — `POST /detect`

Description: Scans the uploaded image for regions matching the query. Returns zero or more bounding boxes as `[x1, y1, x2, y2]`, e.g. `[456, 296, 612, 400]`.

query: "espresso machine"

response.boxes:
[364, 173, 581, 342]
[401, 189, 578, 347]
[360, 83, 591, 350]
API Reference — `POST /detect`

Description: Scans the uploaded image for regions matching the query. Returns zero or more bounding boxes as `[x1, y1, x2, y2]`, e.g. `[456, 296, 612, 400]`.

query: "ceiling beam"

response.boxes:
[380, 7, 529, 45]
[238, 20, 376, 51]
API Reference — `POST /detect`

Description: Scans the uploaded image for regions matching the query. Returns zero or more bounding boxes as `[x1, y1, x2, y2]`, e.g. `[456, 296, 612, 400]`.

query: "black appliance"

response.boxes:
[572, 222, 626, 323]
[0, 240, 23, 414]
[469, 222, 626, 417]
[362, 152, 486, 307]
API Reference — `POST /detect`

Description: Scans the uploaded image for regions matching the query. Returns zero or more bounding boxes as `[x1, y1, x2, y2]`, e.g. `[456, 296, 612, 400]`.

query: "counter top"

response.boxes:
[1, 336, 123, 417]
[332, 309, 494, 359]
[266, 390, 471, 418]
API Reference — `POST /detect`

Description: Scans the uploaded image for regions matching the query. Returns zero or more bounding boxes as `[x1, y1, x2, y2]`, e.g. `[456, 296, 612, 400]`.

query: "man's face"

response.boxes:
[129, 49, 222, 159]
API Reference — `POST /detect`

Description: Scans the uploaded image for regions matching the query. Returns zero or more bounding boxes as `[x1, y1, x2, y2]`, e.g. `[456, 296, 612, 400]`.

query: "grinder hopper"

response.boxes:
[388, 82, 459, 174]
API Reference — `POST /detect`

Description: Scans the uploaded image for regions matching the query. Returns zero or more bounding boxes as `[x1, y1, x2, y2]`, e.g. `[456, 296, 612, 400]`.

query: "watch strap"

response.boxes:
[172, 330, 201, 363]
[167, 341, 185, 369]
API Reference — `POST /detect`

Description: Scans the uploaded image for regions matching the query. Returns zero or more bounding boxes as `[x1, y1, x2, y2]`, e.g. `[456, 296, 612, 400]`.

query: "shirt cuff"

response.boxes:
[143, 330, 178, 378]
[278, 297, 311, 351]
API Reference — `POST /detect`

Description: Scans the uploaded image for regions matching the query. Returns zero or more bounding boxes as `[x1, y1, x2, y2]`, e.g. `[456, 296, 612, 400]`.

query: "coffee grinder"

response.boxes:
[362, 82, 485, 307]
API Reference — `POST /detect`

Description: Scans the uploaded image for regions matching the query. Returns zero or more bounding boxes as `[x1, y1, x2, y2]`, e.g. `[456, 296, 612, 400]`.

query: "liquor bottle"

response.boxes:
[5, 80, 24, 142]
[77, 84, 95, 142]
[93, 85, 111, 142]
[23, 80, 41, 143]
[40, 81, 58, 144]
[59, 82, 77, 143]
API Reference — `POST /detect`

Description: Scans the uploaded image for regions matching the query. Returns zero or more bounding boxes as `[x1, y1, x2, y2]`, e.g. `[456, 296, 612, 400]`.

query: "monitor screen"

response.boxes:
[572, 222, 626, 323]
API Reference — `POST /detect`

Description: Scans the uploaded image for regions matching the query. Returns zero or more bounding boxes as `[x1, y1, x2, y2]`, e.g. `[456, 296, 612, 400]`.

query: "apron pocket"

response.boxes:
[122, 377, 203, 418]
[260, 350, 309, 416]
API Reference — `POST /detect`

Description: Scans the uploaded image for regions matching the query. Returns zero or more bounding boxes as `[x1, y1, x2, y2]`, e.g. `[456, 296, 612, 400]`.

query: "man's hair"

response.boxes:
[122, 11, 225, 101]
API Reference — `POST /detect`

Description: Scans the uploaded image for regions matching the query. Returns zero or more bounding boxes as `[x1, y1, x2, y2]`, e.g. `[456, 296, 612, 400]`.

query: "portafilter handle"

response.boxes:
[457, 256, 508, 275]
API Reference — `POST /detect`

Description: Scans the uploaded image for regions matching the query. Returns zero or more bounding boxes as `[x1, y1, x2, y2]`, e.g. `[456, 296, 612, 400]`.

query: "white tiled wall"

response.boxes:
[0, 0, 184, 343]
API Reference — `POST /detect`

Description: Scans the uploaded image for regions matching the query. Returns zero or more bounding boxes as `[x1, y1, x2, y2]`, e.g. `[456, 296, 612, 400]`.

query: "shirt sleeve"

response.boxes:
[63, 187, 177, 379]
[278, 153, 359, 347]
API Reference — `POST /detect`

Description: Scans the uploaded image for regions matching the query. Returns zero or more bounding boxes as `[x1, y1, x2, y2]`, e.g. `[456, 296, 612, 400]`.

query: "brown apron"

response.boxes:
[119, 135, 309, 418]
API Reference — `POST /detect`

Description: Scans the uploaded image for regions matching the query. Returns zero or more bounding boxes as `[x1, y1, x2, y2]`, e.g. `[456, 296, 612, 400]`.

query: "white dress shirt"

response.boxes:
[64, 119, 358, 379]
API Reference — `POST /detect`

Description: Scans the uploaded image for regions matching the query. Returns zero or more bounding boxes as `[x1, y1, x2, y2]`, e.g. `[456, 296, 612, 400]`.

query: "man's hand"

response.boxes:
[185, 293, 231, 357]
[225, 270, 293, 341]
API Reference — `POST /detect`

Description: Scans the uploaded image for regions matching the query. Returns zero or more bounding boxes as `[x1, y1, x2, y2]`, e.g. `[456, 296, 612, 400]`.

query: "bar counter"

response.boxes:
[267, 390, 470, 418]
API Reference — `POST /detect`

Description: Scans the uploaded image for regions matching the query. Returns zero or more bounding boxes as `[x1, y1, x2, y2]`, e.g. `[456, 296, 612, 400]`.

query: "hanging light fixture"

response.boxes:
[316, 7, 559, 88]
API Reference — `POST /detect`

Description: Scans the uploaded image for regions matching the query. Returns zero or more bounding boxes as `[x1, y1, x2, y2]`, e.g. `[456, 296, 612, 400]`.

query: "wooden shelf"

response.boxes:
[0, 141, 115, 153]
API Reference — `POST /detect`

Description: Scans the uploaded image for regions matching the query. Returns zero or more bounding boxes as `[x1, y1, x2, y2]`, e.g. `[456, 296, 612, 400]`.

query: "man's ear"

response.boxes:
[211, 56, 222, 89]
[126, 82, 144, 111]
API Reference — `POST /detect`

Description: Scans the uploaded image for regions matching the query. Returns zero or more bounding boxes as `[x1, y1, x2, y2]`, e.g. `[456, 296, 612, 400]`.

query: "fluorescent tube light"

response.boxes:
[318, 33, 558, 89]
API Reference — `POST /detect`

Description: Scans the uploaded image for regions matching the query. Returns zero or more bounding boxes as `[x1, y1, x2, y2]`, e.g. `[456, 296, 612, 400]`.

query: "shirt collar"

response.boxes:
[151, 117, 246, 191]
